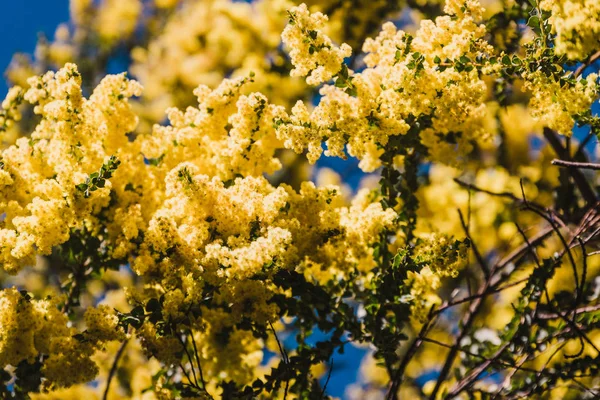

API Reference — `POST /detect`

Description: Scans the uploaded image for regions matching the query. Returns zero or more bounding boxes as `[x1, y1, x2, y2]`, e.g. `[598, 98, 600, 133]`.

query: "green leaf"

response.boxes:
[527, 16, 540, 29]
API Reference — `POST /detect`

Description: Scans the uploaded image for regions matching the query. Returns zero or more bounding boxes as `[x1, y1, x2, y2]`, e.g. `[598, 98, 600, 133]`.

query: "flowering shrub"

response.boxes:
[1, 0, 600, 398]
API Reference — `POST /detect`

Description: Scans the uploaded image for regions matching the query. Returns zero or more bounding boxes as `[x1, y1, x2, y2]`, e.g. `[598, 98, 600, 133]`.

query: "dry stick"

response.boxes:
[574, 49, 600, 77]
[453, 178, 551, 218]
[552, 159, 600, 170]
[458, 209, 489, 279]
[177, 335, 199, 388]
[454, 178, 567, 231]
[103, 339, 129, 400]
[189, 330, 207, 389]
[434, 277, 529, 315]
[495, 226, 555, 270]
[320, 358, 334, 399]
[421, 337, 539, 374]
[269, 322, 290, 400]
[519, 183, 582, 304]
[386, 315, 436, 399]
[544, 128, 597, 205]
[428, 273, 492, 399]
[537, 303, 600, 320]
[515, 222, 541, 265]
[445, 342, 511, 398]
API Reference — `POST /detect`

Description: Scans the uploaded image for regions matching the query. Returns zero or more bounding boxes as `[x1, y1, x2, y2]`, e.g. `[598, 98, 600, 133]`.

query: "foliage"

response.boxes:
[1, 0, 600, 399]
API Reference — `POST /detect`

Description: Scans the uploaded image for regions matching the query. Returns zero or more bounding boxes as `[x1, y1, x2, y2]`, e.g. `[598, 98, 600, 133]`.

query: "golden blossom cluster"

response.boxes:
[1, 0, 600, 398]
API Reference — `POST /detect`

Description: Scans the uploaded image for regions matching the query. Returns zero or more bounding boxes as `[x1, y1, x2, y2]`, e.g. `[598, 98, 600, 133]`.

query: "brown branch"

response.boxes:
[458, 209, 489, 279]
[495, 226, 555, 270]
[421, 338, 538, 374]
[386, 316, 436, 399]
[320, 359, 334, 399]
[189, 330, 207, 389]
[269, 322, 290, 400]
[103, 339, 129, 400]
[575, 50, 600, 77]
[552, 159, 600, 170]
[453, 178, 548, 213]
[544, 128, 597, 205]
[428, 279, 490, 399]
[537, 303, 600, 320]
[445, 342, 511, 398]
[434, 277, 529, 315]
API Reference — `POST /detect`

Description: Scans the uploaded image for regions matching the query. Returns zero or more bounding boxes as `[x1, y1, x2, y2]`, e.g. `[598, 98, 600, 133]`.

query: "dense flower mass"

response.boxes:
[541, 0, 600, 60]
[1, 0, 600, 398]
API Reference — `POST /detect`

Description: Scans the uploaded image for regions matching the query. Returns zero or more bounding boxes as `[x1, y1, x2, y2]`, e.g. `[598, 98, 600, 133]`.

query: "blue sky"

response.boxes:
[0, 0, 69, 95]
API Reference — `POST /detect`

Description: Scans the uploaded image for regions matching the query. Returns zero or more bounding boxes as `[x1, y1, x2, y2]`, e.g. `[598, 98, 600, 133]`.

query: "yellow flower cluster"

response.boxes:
[404, 267, 441, 323]
[275, 0, 493, 170]
[524, 71, 598, 136]
[541, 0, 600, 60]
[130, 0, 307, 122]
[0, 60, 398, 384]
[3, 0, 600, 396]
[282, 4, 352, 85]
[136, 164, 395, 280]
[0, 86, 24, 134]
[0, 288, 124, 389]
[302, 0, 405, 49]
[0, 64, 142, 273]
[141, 76, 285, 181]
[414, 232, 468, 278]
[96, 0, 142, 44]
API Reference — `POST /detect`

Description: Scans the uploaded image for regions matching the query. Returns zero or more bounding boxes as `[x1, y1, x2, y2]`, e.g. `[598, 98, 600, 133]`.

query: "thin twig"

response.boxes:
[575, 49, 600, 77]
[574, 131, 595, 160]
[428, 279, 490, 399]
[552, 159, 600, 170]
[103, 339, 129, 400]
[577, 237, 588, 305]
[495, 226, 555, 270]
[537, 303, 600, 320]
[320, 358, 334, 399]
[544, 128, 597, 205]
[269, 322, 290, 400]
[446, 342, 511, 398]
[458, 209, 489, 279]
[453, 178, 548, 213]
[435, 277, 529, 315]
[177, 335, 199, 388]
[386, 313, 436, 399]
[519, 185, 582, 302]
[189, 330, 206, 389]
